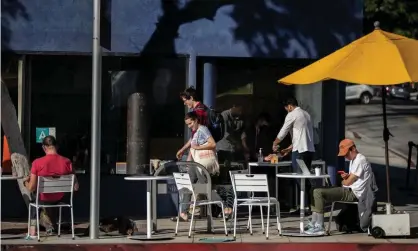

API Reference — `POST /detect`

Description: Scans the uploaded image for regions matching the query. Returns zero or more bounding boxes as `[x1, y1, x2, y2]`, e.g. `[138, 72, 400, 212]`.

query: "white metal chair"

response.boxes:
[229, 169, 264, 233]
[28, 174, 75, 241]
[173, 172, 228, 238]
[231, 173, 281, 240]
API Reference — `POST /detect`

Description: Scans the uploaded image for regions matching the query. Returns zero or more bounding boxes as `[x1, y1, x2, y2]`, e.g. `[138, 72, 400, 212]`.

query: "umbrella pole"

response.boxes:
[381, 86, 391, 204]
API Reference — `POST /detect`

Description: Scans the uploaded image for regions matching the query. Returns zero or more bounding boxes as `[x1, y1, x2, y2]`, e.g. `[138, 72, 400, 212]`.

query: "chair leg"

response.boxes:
[228, 202, 235, 233]
[327, 202, 336, 235]
[58, 207, 62, 237]
[246, 206, 250, 230]
[266, 205, 270, 240]
[188, 202, 196, 238]
[260, 205, 265, 234]
[276, 202, 282, 235]
[27, 205, 31, 237]
[175, 203, 181, 236]
[36, 207, 40, 242]
[233, 202, 238, 239]
[70, 206, 75, 240]
[220, 202, 228, 236]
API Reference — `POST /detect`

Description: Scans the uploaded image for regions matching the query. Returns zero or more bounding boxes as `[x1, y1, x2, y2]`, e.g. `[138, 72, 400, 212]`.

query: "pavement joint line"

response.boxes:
[346, 130, 416, 168]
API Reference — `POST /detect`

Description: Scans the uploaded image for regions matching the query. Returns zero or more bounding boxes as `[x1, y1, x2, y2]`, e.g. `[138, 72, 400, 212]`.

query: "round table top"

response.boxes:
[249, 160, 325, 167]
[124, 175, 173, 181]
[276, 173, 330, 179]
[0, 175, 23, 180]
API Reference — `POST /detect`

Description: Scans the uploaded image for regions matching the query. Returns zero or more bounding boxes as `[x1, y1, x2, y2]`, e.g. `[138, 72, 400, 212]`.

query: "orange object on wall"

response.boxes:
[2, 136, 12, 173]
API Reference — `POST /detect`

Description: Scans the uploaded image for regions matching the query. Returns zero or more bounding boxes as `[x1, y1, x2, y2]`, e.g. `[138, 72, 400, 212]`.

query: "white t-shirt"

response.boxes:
[276, 107, 315, 153]
[344, 153, 371, 198]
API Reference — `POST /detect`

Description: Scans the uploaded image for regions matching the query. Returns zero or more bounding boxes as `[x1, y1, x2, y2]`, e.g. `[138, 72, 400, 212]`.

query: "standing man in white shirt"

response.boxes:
[305, 138, 373, 235]
[272, 97, 315, 211]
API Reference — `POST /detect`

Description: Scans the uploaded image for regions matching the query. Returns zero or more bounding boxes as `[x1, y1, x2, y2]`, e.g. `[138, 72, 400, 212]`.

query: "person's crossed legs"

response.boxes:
[28, 201, 60, 237]
[306, 187, 357, 234]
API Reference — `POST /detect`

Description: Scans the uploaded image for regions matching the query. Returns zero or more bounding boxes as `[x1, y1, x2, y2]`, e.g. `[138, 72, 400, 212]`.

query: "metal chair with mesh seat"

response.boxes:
[172, 172, 228, 238]
[28, 174, 75, 241]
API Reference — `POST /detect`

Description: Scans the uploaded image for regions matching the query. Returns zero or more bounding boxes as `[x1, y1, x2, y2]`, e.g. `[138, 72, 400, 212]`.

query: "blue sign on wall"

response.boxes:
[35, 127, 56, 143]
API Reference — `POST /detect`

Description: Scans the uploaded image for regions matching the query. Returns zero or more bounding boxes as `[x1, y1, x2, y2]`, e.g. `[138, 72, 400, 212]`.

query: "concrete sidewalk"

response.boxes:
[1, 215, 418, 245]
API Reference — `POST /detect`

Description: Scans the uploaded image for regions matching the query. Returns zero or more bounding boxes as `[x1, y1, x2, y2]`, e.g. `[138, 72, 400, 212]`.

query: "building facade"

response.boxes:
[1, 0, 363, 218]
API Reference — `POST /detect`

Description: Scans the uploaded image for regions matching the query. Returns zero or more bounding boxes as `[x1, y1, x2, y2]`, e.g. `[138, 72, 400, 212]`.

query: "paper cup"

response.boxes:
[315, 167, 321, 176]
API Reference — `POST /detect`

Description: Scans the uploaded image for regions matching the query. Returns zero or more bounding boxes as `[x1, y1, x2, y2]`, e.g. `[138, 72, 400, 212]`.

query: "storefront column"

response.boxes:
[184, 50, 196, 142]
[322, 81, 345, 185]
[17, 55, 31, 155]
[203, 62, 216, 109]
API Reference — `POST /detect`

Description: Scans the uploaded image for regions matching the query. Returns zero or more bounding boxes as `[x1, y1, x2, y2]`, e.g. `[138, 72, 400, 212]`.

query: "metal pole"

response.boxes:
[90, 0, 102, 239]
[405, 141, 413, 190]
[381, 86, 391, 204]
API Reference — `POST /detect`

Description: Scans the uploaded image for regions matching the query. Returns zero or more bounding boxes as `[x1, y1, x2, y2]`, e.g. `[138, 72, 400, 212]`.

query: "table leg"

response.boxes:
[275, 166, 278, 199]
[299, 178, 305, 233]
[146, 180, 152, 239]
[152, 179, 157, 232]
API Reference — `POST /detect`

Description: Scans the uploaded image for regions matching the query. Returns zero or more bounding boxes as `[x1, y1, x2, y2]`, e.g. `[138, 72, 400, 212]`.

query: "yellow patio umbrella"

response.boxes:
[279, 24, 418, 85]
[278, 22, 418, 204]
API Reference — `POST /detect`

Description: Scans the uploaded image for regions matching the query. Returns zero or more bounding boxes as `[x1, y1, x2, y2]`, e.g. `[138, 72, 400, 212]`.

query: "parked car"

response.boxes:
[345, 84, 375, 104]
[385, 84, 413, 100]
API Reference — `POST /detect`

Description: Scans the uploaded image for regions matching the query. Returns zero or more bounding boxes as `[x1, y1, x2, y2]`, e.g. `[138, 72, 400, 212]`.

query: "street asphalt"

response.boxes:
[346, 97, 418, 168]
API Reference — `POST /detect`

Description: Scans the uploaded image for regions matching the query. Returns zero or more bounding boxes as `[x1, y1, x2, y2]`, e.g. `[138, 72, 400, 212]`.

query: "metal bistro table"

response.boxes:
[276, 173, 330, 237]
[124, 175, 174, 240]
[248, 160, 326, 206]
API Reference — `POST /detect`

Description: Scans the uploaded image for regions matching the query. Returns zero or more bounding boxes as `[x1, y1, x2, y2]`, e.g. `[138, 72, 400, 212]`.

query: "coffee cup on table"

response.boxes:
[314, 167, 321, 176]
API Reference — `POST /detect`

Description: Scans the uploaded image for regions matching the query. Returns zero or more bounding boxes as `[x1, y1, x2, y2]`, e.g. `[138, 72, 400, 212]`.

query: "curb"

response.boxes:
[345, 130, 415, 168]
[3, 244, 418, 251]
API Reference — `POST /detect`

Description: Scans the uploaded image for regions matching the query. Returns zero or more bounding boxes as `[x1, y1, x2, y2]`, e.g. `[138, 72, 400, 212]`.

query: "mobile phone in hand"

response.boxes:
[337, 171, 345, 175]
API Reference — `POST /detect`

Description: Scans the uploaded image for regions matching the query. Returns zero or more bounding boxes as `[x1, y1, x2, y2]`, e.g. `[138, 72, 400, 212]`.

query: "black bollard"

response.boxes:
[127, 93, 148, 175]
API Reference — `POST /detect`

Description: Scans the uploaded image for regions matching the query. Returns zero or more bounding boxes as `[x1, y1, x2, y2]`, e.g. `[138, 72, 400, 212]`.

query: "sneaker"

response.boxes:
[24, 234, 37, 241]
[304, 221, 315, 231]
[305, 223, 325, 235]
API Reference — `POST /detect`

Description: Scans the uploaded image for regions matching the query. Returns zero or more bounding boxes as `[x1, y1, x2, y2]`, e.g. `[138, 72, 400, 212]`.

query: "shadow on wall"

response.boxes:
[131, 0, 361, 113]
[141, 0, 361, 58]
[1, 0, 30, 51]
[229, 0, 361, 58]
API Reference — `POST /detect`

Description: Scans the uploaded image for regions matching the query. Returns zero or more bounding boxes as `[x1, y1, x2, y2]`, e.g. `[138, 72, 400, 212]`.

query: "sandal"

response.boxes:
[218, 208, 233, 220]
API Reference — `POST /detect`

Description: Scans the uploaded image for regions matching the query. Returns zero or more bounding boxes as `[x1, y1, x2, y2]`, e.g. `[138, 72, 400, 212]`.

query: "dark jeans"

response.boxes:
[215, 150, 243, 209]
[292, 151, 314, 208]
[30, 200, 61, 230]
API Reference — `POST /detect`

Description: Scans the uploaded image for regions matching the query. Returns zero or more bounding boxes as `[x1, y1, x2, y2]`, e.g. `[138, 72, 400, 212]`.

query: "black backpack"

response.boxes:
[205, 107, 224, 142]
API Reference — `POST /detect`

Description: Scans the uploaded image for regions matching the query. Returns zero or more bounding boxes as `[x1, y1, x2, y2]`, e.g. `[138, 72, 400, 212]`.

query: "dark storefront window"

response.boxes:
[30, 55, 186, 173]
[1, 54, 19, 173]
